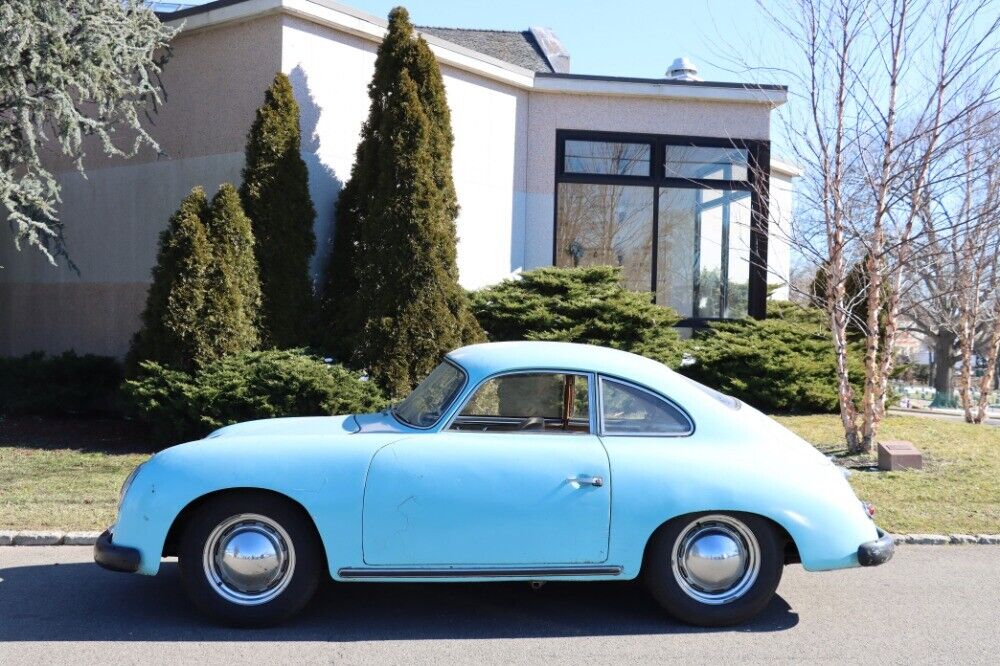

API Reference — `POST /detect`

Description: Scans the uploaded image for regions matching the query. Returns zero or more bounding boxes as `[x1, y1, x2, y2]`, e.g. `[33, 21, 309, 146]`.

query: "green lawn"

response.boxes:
[1, 414, 998, 534]
[777, 414, 1000, 534]
[0, 446, 149, 530]
[0, 418, 152, 531]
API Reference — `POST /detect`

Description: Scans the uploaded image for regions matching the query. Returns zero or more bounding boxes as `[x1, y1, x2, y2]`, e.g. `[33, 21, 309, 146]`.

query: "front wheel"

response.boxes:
[644, 512, 783, 626]
[178, 492, 323, 626]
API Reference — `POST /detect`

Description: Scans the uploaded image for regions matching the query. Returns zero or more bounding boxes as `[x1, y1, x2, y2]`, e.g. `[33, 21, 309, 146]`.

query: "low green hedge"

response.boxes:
[0, 351, 123, 416]
[469, 266, 685, 368]
[123, 349, 388, 442]
[680, 301, 864, 413]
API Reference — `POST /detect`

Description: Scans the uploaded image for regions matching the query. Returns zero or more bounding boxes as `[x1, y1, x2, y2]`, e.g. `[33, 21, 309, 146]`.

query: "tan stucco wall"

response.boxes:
[0, 16, 282, 357]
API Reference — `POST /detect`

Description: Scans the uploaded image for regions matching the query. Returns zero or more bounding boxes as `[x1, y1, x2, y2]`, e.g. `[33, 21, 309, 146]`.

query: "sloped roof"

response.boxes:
[416, 27, 554, 73]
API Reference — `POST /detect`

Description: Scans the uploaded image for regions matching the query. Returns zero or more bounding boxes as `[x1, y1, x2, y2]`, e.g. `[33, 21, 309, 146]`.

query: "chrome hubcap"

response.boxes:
[203, 513, 295, 605]
[671, 515, 760, 605]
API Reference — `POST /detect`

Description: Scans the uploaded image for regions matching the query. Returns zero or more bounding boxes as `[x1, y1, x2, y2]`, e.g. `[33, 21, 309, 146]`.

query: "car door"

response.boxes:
[362, 371, 612, 566]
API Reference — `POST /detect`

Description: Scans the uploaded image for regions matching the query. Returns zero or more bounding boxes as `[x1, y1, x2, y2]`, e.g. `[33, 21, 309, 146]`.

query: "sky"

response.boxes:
[343, 0, 780, 83]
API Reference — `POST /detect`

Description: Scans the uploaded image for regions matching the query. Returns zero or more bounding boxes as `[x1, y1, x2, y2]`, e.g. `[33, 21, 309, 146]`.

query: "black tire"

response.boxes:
[177, 492, 323, 627]
[644, 512, 783, 627]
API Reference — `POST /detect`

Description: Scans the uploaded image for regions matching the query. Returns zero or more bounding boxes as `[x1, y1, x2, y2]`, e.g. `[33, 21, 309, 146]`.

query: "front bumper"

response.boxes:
[857, 527, 894, 566]
[94, 529, 141, 573]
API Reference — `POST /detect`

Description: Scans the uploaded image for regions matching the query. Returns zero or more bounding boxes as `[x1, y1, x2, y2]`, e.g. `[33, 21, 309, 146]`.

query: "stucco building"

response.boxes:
[0, 0, 796, 357]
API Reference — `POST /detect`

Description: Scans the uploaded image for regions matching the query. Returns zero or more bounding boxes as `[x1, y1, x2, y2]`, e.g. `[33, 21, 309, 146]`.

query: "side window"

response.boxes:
[600, 378, 692, 436]
[450, 373, 590, 434]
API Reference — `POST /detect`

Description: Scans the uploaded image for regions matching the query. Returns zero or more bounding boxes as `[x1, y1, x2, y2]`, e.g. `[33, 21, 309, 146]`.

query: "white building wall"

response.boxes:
[767, 170, 796, 300]
[281, 15, 528, 289]
[279, 16, 378, 277]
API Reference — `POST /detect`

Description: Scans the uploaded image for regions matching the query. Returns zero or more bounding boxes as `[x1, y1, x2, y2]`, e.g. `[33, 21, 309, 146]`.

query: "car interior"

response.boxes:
[449, 372, 591, 433]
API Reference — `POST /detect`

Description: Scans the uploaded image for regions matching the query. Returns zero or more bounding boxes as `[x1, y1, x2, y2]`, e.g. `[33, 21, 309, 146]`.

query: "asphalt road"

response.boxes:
[1, 546, 997, 664]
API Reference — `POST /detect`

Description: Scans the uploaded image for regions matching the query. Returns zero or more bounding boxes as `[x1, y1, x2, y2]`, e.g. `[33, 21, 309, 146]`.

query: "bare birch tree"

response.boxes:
[945, 114, 1000, 422]
[750, 0, 999, 451]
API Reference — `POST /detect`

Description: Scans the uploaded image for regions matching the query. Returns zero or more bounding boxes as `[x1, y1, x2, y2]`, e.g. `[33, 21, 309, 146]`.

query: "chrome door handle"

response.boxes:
[569, 475, 604, 488]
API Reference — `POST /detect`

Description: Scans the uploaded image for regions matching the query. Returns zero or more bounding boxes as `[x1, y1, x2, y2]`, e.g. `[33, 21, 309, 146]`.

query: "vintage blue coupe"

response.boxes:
[96, 341, 892, 626]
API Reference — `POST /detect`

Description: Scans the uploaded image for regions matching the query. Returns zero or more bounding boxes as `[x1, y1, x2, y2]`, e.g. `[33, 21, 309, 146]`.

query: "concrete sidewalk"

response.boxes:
[889, 406, 1000, 426]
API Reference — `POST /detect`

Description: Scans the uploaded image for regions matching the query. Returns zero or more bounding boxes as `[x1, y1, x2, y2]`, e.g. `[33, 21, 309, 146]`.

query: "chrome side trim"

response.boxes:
[337, 565, 623, 579]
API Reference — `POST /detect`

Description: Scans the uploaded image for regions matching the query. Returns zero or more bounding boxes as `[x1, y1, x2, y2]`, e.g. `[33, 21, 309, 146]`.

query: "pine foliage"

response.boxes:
[126, 187, 212, 373]
[809, 253, 892, 342]
[200, 183, 263, 361]
[240, 73, 317, 347]
[320, 180, 362, 360]
[681, 301, 864, 413]
[469, 266, 686, 368]
[321, 7, 483, 397]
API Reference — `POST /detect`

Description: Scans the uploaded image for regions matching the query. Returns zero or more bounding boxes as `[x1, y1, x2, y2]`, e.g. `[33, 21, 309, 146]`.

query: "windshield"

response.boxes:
[392, 360, 467, 428]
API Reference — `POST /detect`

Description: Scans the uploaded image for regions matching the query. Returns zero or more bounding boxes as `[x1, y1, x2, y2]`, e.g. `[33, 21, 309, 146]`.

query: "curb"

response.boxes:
[2, 530, 999, 546]
[890, 533, 1000, 545]
[0, 531, 101, 546]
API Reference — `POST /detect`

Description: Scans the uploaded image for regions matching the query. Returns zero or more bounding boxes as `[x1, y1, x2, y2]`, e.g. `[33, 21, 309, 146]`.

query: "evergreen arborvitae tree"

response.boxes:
[239, 73, 317, 347]
[322, 7, 483, 397]
[809, 252, 891, 342]
[126, 187, 212, 373]
[200, 183, 263, 362]
[319, 179, 362, 360]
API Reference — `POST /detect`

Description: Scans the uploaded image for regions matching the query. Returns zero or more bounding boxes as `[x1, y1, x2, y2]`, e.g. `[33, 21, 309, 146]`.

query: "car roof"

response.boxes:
[445, 341, 672, 384]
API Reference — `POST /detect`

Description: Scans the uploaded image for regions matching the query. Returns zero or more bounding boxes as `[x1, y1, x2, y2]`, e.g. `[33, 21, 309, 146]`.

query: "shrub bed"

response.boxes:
[124, 349, 387, 442]
[0, 352, 123, 416]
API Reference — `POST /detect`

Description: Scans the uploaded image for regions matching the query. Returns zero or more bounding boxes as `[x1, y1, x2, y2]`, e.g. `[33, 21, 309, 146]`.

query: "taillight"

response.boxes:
[861, 501, 876, 519]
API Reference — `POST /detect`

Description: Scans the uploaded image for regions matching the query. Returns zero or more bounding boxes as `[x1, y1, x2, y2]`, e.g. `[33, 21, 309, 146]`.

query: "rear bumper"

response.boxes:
[94, 529, 141, 573]
[857, 527, 894, 566]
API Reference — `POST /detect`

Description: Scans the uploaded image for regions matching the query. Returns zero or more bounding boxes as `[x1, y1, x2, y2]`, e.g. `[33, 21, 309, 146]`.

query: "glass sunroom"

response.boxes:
[553, 130, 771, 326]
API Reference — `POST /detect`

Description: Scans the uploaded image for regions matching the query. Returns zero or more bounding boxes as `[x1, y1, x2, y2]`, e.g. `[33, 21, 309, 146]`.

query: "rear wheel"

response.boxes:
[178, 492, 322, 626]
[644, 512, 783, 626]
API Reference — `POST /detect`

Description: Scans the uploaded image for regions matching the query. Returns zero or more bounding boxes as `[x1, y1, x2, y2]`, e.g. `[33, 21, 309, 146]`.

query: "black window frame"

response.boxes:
[553, 129, 771, 326]
[596, 375, 695, 437]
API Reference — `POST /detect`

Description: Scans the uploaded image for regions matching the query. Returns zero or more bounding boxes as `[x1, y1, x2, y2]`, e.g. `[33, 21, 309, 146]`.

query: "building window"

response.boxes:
[554, 131, 768, 324]
[657, 187, 751, 319]
[555, 183, 653, 293]
[663, 145, 749, 181]
[564, 140, 651, 177]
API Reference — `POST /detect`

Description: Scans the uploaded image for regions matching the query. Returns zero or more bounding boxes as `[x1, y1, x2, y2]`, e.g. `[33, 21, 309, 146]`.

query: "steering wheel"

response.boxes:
[518, 416, 546, 431]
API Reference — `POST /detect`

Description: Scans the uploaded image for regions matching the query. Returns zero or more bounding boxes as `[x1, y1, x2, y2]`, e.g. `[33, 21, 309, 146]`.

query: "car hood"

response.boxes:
[205, 414, 360, 439]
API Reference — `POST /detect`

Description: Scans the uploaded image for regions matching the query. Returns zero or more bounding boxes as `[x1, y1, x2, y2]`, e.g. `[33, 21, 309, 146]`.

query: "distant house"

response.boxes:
[0, 0, 796, 357]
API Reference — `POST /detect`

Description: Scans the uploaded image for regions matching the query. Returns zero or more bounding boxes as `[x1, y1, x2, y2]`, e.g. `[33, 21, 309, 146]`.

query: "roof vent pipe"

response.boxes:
[666, 57, 702, 81]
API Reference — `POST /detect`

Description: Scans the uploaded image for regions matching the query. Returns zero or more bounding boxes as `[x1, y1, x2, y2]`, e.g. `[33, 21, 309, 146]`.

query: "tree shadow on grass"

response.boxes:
[0, 416, 159, 454]
[0, 560, 799, 642]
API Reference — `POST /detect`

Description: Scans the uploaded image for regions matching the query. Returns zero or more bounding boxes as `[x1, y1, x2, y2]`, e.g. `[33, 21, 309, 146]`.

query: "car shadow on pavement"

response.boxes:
[0, 561, 798, 641]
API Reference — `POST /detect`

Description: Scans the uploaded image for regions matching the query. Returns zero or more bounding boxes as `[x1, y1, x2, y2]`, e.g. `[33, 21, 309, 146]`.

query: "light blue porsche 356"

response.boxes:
[96, 341, 892, 626]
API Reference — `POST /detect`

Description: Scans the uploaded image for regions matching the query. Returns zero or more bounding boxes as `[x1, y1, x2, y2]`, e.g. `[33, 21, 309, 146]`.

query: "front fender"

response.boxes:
[111, 432, 388, 575]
